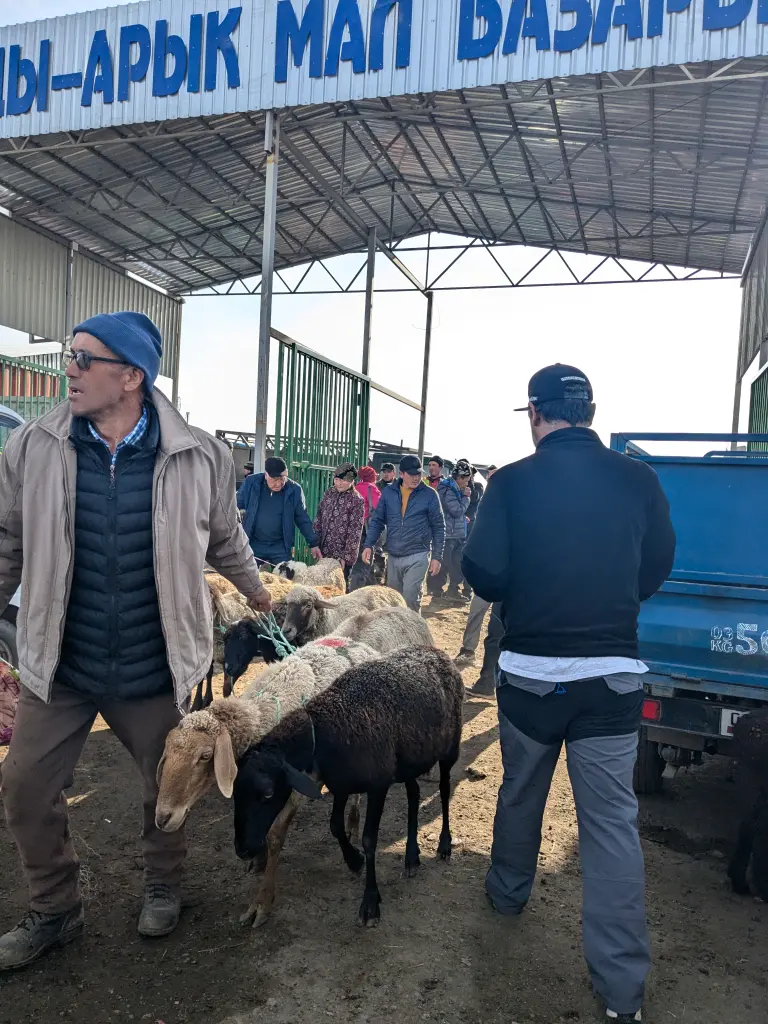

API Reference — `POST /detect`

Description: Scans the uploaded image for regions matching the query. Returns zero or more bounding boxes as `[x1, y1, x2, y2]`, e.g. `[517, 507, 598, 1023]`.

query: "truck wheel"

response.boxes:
[634, 728, 664, 795]
[0, 618, 18, 669]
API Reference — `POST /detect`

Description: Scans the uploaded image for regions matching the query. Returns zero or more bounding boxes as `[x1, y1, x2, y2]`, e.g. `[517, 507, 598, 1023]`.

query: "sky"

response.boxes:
[0, 0, 759, 467]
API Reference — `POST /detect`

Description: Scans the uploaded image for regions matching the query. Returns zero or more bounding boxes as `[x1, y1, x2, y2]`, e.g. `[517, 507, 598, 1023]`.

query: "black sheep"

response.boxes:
[233, 646, 464, 926]
[727, 708, 768, 902]
[223, 619, 282, 694]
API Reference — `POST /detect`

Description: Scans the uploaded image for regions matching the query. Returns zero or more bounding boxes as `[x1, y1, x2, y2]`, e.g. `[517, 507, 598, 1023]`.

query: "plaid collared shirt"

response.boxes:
[88, 405, 149, 471]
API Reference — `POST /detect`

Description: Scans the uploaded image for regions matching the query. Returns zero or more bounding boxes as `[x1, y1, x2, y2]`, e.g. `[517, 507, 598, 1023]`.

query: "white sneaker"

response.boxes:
[606, 1011, 642, 1023]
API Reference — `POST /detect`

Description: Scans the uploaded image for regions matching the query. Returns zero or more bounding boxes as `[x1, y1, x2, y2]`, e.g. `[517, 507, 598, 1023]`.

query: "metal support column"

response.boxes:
[254, 111, 280, 472]
[362, 227, 376, 377]
[418, 291, 434, 460]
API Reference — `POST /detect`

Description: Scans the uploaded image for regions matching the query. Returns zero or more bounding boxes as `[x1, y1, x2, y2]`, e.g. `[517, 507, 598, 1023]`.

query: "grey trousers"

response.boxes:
[487, 714, 650, 1015]
[387, 551, 430, 612]
[462, 594, 491, 651]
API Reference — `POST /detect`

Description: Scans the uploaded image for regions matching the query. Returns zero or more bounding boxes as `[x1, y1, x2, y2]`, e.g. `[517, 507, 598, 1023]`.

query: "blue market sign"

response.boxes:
[0, 0, 766, 119]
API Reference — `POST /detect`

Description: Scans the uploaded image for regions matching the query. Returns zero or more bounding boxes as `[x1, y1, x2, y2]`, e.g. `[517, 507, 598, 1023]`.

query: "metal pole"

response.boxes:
[254, 111, 280, 473]
[362, 227, 376, 377]
[418, 291, 434, 461]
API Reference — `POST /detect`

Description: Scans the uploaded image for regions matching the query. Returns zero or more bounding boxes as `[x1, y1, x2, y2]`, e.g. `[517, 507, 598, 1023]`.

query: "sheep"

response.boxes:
[223, 606, 432, 685]
[281, 584, 405, 645]
[233, 646, 464, 927]
[727, 708, 768, 902]
[332, 606, 433, 652]
[348, 547, 387, 592]
[274, 557, 346, 592]
[155, 636, 380, 926]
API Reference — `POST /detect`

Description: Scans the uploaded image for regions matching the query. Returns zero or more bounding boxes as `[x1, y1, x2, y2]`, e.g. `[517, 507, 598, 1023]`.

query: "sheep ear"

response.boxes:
[214, 730, 238, 798]
[283, 763, 323, 800]
[156, 752, 167, 787]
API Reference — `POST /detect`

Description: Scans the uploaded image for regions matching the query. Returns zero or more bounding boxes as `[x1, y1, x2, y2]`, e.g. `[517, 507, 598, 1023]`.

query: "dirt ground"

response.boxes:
[1, 601, 766, 1024]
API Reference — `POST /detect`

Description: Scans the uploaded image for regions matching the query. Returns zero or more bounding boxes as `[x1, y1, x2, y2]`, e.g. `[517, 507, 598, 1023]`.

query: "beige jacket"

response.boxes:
[0, 391, 265, 705]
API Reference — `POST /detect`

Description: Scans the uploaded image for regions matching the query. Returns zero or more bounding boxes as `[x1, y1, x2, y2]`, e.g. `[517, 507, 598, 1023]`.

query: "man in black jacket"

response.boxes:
[463, 364, 675, 1024]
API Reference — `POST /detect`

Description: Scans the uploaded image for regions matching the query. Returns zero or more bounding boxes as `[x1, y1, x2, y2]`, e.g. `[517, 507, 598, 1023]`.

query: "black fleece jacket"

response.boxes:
[461, 428, 676, 659]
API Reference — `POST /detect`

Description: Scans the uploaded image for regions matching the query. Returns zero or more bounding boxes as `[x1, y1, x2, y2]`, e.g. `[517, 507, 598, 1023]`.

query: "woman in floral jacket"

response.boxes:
[313, 463, 366, 581]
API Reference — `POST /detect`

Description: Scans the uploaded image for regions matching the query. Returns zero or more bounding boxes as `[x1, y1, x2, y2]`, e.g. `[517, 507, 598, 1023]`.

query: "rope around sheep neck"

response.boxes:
[253, 612, 297, 660]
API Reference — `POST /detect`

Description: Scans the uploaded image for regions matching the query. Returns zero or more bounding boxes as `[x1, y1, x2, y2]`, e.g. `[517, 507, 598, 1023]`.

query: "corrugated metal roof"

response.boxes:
[0, 212, 68, 338]
[739, 214, 768, 380]
[0, 58, 765, 294]
[2, 0, 768, 139]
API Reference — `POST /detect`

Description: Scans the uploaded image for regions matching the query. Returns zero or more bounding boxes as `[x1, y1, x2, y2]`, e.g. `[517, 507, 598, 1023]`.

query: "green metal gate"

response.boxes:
[0, 354, 66, 448]
[274, 339, 370, 561]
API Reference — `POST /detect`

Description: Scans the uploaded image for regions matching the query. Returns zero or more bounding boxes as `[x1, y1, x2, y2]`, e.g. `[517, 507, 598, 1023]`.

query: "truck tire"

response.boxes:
[634, 728, 664, 795]
[0, 618, 18, 669]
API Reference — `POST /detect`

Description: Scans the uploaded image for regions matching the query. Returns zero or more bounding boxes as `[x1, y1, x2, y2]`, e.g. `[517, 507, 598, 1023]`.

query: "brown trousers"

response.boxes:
[1, 683, 186, 914]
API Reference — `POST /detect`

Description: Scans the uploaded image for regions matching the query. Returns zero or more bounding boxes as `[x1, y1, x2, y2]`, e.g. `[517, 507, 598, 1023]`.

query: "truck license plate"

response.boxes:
[720, 709, 747, 737]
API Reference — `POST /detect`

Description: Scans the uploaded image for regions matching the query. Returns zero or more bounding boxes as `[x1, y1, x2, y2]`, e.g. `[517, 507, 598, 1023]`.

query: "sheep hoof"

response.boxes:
[358, 893, 381, 927]
[239, 908, 257, 927]
[437, 833, 452, 861]
[404, 860, 420, 878]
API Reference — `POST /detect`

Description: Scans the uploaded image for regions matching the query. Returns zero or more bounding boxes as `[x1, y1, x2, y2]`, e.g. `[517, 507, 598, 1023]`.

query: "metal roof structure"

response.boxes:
[1, 0, 767, 459]
[0, 58, 765, 296]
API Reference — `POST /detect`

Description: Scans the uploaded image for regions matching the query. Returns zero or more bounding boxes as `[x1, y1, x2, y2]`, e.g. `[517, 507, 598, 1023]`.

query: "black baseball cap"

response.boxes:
[400, 455, 423, 474]
[514, 363, 593, 412]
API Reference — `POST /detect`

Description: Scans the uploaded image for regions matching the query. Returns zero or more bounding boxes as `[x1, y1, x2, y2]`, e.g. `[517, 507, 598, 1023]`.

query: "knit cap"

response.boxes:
[73, 311, 163, 391]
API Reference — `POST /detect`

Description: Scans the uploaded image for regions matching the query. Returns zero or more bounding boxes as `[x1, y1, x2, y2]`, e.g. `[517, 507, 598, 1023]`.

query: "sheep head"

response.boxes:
[223, 619, 280, 692]
[233, 742, 322, 862]
[274, 561, 298, 580]
[155, 702, 259, 832]
[281, 585, 333, 643]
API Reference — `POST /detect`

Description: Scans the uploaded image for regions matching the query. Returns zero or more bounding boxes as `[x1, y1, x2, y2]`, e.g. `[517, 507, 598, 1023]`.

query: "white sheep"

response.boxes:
[274, 557, 346, 592]
[281, 584, 405, 645]
[332, 605, 434, 652]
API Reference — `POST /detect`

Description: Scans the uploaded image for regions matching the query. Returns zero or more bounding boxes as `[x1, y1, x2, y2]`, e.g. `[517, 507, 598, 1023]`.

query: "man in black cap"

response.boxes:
[462, 364, 676, 1024]
[363, 455, 445, 612]
[238, 456, 322, 569]
[376, 462, 396, 489]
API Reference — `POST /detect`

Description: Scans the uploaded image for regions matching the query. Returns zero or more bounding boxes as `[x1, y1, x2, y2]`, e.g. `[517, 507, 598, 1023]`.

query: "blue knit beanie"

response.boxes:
[72, 311, 163, 391]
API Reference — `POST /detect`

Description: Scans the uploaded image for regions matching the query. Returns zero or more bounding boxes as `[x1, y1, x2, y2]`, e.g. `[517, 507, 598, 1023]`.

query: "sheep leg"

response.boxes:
[745, 789, 768, 902]
[240, 791, 301, 929]
[330, 792, 364, 874]
[437, 758, 457, 861]
[190, 680, 204, 712]
[345, 794, 361, 843]
[205, 662, 214, 707]
[358, 788, 388, 927]
[728, 803, 758, 895]
[403, 778, 421, 877]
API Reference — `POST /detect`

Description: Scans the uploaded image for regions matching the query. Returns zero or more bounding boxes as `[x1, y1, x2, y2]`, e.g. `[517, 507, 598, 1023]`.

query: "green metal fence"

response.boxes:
[274, 340, 370, 562]
[0, 354, 66, 448]
[749, 364, 768, 451]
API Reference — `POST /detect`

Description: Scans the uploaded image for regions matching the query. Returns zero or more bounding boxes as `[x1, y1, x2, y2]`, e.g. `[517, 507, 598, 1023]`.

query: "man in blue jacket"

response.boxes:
[462, 364, 675, 1024]
[434, 459, 472, 604]
[362, 455, 445, 612]
[237, 457, 322, 568]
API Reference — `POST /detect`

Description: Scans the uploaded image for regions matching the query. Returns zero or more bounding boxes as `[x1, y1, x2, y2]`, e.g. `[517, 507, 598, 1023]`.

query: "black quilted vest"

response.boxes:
[56, 406, 173, 700]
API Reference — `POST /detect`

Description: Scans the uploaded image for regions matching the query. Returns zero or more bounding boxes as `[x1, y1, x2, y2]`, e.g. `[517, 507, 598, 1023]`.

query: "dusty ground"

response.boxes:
[1, 601, 766, 1024]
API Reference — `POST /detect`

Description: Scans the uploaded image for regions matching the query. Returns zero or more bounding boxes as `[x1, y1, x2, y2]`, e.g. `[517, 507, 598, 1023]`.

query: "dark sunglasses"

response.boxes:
[64, 350, 128, 372]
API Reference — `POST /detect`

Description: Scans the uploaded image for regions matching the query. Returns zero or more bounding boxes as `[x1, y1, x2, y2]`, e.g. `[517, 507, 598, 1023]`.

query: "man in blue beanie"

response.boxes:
[0, 312, 271, 969]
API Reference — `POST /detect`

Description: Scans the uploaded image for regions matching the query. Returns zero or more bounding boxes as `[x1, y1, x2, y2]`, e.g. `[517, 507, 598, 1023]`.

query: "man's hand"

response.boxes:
[429, 559, 441, 577]
[310, 546, 323, 561]
[462, 486, 472, 497]
[247, 589, 272, 615]
[362, 547, 373, 565]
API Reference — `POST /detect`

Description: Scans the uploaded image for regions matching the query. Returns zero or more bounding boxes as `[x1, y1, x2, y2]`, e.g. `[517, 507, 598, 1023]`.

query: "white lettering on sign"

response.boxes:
[711, 624, 768, 656]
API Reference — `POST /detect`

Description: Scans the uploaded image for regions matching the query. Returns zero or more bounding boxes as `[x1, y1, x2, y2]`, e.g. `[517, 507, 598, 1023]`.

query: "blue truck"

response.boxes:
[611, 433, 768, 793]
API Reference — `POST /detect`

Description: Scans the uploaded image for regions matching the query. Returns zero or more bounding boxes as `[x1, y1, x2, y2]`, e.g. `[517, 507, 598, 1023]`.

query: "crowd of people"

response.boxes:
[0, 310, 678, 1024]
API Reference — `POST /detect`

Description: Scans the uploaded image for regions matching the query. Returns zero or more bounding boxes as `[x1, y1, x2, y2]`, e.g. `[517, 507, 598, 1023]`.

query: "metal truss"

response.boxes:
[0, 55, 765, 298]
[189, 235, 737, 297]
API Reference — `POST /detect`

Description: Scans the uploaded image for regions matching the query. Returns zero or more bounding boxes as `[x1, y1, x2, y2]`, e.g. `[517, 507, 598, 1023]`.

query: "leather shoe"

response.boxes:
[0, 905, 84, 971]
[138, 883, 181, 938]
